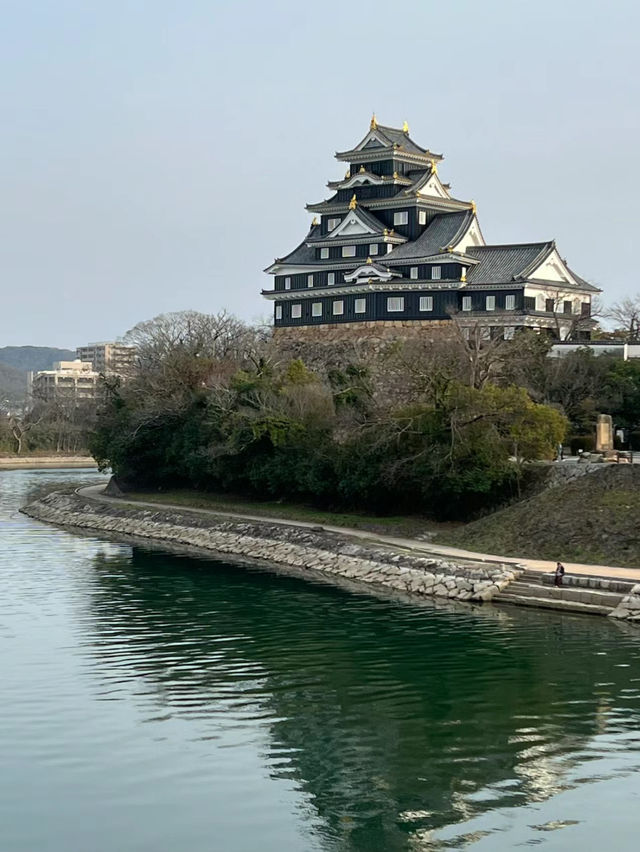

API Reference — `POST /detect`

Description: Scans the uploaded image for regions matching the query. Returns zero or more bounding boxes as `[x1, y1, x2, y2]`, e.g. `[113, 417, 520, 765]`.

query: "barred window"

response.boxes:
[354, 298, 366, 313]
[505, 294, 516, 310]
[342, 245, 356, 257]
[320, 248, 329, 259]
[462, 296, 472, 311]
[291, 304, 302, 319]
[333, 300, 344, 315]
[486, 295, 496, 311]
[419, 296, 433, 312]
[431, 266, 441, 280]
[387, 297, 404, 312]
[312, 302, 322, 317]
[394, 211, 409, 226]
[410, 267, 418, 280]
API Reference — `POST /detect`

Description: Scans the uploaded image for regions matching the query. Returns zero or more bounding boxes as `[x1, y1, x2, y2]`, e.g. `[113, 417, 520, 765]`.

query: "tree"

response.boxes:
[604, 295, 640, 341]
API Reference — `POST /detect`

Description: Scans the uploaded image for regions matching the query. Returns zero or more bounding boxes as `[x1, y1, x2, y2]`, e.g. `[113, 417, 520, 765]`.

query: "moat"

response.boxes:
[2, 469, 640, 851]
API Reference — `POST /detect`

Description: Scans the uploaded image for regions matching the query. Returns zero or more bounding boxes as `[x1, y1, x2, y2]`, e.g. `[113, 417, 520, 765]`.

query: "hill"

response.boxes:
[0, 346, 76, 373]
[438, 465, 640, 569]
[0, 346, 76, 412]
[0, 362, 29, 411]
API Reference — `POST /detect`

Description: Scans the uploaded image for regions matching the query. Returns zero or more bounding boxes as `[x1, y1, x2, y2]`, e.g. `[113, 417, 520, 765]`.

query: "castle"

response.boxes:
[263, 117, 598, 343]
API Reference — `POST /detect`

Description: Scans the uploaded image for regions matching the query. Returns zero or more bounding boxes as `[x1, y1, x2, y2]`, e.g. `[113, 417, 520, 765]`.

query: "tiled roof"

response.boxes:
[384, 212, 473, 261]
[275, 224, 320, 265]
[466, 243, 553, 284]
[374, 124, 427, 155]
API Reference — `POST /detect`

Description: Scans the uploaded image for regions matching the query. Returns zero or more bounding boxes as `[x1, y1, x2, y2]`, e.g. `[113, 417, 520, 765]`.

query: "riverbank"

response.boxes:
[20, 485, 640, 622]
[21, 489, 518, 604]
[0, 455, 97, 470]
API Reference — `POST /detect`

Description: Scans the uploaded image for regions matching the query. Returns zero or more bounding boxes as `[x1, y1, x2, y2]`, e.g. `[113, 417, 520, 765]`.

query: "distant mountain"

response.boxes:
[0, 346, 76, 373]
[0, 362, 29, 411]
[0, 346, 76, 412]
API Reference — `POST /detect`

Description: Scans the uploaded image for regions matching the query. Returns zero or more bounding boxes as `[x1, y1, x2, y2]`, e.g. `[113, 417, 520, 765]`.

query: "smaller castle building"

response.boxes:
[263, 117, 599, 342]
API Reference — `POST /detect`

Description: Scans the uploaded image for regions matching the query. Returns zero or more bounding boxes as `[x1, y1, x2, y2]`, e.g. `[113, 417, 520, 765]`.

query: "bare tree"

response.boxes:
[604, 295, 640, 341]
[535, 289, 602, 341]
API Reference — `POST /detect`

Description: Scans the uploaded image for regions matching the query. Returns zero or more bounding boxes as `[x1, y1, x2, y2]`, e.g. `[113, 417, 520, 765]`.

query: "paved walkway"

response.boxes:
[77, 485, 640, 583]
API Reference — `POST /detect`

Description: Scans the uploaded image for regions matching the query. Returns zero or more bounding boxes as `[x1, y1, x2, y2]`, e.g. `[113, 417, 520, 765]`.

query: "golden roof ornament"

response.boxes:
[311, 217, 319, 226]
[345, 169, 350, 179]
[359, 165, 366, 173]
[403, 120, 409, 133]
[430, 159, 438, 175]
[383, 228, 388, 236]
[460, 267, 467, 282]
[447, 245, 454, 253]
[393, 171, 399, 180]
[470, 200, 477, 215]
[370, 112, 377, 130]
[366, 256, 373, 264]
[349, 193, 358, 210]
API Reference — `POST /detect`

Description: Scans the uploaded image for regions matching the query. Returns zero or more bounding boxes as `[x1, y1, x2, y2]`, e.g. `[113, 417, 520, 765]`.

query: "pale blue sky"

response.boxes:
[1, 0, 638, 346]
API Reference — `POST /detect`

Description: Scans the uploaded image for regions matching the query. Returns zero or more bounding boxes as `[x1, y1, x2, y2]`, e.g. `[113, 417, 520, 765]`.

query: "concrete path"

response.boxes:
[76, 485, 640, 583]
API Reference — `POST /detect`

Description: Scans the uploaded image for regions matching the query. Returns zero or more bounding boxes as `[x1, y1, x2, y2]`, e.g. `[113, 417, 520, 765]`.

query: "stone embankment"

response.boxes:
[21, 490, 517, 603]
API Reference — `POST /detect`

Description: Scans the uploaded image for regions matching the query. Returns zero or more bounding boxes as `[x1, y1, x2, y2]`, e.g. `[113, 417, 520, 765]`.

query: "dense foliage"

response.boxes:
[90, 311, 569, 520]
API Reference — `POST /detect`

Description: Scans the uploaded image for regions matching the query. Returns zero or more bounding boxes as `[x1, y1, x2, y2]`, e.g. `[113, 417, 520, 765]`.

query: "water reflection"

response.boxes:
[84, 546, 640, 850]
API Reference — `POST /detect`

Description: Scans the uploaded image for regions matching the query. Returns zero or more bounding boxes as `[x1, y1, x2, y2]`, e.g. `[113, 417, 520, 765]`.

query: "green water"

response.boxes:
[2, 470, 640, 851]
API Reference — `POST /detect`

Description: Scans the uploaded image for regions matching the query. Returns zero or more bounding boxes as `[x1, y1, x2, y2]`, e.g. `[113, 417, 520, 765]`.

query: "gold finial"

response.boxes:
[383, 227, 388, 236]
[311, 217, 319, 226]
[345, 169, 350, 179]
[370, 112, 377, 130]
[470, 200, 477, 215]
[447, 245, 454, 253]
[366, 256, 373, 265]
[359, 165, 365, 173]
[393, 171, 399, 180]
[460, 267, 467, 282]
[403, 120, 409, 133]
[430, 159, 438, 175]
[349, 193, 357, 210]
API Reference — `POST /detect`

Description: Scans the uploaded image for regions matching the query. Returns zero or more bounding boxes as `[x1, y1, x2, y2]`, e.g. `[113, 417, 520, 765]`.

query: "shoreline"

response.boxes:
[21, 488, 518, 605]
[0, 456, 98, 471]
[19, 485, 640, 623]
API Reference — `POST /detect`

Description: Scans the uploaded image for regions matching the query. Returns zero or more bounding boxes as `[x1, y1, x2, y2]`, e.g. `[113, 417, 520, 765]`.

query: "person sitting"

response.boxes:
[555, 562, 565, 587]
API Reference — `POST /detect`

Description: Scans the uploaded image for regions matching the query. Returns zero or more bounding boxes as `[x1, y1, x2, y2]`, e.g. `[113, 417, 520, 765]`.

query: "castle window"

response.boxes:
[419, 211, 427, 225]
[394, 211, 409, 226]
[410, 267, 418, 279]
[285, 277, 291, 290]
[419, 296, 433, 312]
[342, 245, 356, 257]
[291, 304, 302, 319]
[431, 266, 441, 280]
[307, 275, 314, 288]
[320, 248, 329, 259]
[328, 272, 335, 285]
[327, 217, 341, 231]
[504, 326, 516, 340]
[486, 295, 496, 311]
[387, 244, 393, 253]
[387, 297, 404, 312]
[506, 295, 516, 310]
[354, 298, 366, 313]
[462, 296, 472, 311]
[275, 305, 282, 320]
[333, 300, 344, 315]
[369, 244, 379, 255]
[312, 302, 322, 317]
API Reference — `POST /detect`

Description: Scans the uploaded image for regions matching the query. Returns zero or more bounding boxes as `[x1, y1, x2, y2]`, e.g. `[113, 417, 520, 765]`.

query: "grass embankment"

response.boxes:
[436, 465, 640, 569]
[123, 489, 439, 538]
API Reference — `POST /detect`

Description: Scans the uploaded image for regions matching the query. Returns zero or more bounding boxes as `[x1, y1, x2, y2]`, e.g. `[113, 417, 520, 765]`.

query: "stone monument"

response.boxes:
[596, 413, 614, 453]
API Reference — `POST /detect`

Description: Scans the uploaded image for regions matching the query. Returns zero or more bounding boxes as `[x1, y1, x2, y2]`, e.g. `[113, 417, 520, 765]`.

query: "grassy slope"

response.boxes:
[123, 489, 441, 538]
[436, 466, 640, 568]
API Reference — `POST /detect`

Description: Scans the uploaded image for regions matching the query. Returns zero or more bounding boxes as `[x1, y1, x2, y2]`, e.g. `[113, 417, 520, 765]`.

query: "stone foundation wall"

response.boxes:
[272, 320, 454, 373]
[22, 491, 518, 604]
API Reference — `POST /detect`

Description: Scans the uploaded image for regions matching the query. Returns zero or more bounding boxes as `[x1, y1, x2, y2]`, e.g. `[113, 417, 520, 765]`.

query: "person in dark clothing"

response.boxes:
[555, 562, 565, 587]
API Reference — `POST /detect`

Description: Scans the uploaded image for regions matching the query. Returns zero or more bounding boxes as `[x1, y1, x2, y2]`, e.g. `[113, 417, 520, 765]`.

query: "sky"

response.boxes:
[1, 0, 639, 347]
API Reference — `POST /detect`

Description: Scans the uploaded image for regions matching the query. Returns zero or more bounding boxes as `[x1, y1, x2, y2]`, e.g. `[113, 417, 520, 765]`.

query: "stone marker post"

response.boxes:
[596, 413, 614, 452]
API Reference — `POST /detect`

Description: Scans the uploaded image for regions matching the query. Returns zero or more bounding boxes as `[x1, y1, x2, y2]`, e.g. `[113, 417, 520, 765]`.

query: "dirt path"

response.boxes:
[76, 485, 640, 583]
